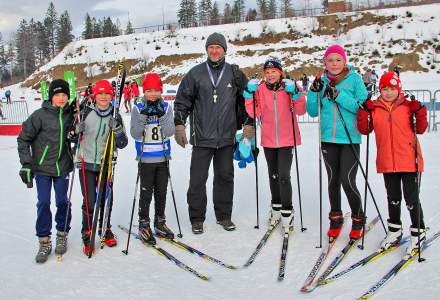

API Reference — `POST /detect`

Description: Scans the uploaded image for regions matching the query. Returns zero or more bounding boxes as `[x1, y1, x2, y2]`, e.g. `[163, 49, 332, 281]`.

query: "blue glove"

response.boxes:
[282, 79, 297, 94]
[246, 79, 259, 92]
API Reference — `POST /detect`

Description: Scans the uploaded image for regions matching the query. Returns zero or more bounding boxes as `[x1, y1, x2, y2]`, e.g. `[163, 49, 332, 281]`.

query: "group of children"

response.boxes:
[18, 42, 429, 263]
[18, 74, 175, 262]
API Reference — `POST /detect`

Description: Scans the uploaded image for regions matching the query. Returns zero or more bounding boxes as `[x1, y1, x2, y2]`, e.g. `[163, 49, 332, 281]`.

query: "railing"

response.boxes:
[405, 89, 439, 132]
[0, 101, 29, 125]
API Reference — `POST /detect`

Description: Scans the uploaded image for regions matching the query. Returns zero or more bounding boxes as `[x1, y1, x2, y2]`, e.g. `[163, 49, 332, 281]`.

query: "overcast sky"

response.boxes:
[0, 0, 264, 41]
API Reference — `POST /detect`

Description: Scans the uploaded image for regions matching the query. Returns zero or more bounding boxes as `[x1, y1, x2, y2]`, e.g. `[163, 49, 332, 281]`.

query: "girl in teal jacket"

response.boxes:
[307, 44, 368, 240]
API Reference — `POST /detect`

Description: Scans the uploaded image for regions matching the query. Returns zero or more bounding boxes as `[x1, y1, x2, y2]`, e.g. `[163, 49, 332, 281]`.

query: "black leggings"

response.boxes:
[138, 162, 168, 222]
[263, 147, 293, 211]
[322, 142, 363, 217]
[78, 169, 114, 235]
[383, 172, 425, 229]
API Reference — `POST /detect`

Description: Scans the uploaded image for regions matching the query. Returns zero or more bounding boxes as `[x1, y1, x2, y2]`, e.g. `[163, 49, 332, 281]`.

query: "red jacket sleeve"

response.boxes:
[357, 108, 373, 135]
[415, 105, 428, 134]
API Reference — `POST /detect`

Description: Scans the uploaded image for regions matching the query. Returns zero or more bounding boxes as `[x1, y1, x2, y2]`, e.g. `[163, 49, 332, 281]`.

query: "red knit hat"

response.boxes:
[379, 72, 402, 94]
[93, 80, 114, 98]
[142, 73, 163, 93]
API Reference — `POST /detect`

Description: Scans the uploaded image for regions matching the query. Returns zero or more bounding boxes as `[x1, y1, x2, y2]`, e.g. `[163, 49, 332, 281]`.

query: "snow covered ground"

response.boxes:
[1, 85, 440, 299]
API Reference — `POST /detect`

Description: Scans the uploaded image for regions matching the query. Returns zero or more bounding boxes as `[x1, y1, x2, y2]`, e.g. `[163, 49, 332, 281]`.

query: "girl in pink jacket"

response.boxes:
[243, 57, 306, 233]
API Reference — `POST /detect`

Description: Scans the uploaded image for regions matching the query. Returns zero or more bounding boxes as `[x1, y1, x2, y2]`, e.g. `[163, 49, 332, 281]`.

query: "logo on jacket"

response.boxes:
[227, 83, 232, 88]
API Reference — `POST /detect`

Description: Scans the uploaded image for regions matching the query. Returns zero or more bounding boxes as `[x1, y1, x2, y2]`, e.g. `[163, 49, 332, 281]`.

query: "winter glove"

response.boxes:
[242, 125, 255, 140]
[140, 101, 159, 116]
[109, 113, 123, 130]
[19, 164, 34, 188]
[243, 79, 260, 98]
[310, 77, 324, 93]
[409, 100, 422, 113]
[324, 85, 338, 102]
[75, 121, 86, 134]
[362, 100, 375, 111]
[156, 100, 166, 118]
[174, 125, 188, 148]
[282, 79, 299, 94]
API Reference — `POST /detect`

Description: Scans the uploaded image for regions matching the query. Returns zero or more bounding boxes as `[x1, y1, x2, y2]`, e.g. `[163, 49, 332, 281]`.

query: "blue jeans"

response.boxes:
[35, 175, 71, 237]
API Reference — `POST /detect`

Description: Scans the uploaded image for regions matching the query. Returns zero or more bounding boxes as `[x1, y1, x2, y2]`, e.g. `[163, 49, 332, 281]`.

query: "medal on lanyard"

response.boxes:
[206, 62, 225, 104]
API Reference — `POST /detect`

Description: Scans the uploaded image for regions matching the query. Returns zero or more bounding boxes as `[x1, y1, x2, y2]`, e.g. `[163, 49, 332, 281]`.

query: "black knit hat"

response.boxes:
[264, 57, 283, 72]
[49, 79, 70, 102]
[205, 32, 227, 52]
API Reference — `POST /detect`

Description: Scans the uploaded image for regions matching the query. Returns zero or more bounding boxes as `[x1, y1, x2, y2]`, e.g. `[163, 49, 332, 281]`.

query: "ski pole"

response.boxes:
[409, 94, 425, 263]
[290, 86, 306, 232]
[317, 86, 323, 248]
[160, 122, 183, 238]
[334, 101, 386, 234]
[122, 128, 146, 255]
[251, 80, 260, 230]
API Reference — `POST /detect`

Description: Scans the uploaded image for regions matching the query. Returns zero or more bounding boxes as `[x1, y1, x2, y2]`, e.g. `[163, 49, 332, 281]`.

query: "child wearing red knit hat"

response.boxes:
[75, 79, 128, 255]
[357, 71, 428, 255]
[130, 73, 176, 245]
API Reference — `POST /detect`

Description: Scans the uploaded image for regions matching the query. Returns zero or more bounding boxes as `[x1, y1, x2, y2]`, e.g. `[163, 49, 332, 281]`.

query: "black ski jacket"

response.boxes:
[174, 60, 249, 148]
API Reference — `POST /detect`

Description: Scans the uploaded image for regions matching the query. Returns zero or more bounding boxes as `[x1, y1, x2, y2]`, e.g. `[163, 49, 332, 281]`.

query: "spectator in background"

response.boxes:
[5, 89, 12, 104]
[301, 74, 309, 92]
[122, 82, 133, 113]
[363, 69, 372, 91]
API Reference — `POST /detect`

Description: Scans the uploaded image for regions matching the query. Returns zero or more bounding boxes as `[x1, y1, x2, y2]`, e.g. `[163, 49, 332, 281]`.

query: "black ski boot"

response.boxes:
[154, 216, 175, 239]
[139, 219, 156, 245]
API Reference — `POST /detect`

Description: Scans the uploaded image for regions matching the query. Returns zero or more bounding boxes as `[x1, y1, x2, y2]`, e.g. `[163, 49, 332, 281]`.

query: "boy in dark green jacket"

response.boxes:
[17, 79, 75, 263]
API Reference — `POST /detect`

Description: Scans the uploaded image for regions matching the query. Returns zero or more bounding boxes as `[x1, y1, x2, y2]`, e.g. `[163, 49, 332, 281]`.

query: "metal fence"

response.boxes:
[0, 101, 29, 125]
[405, 89, 440, 132]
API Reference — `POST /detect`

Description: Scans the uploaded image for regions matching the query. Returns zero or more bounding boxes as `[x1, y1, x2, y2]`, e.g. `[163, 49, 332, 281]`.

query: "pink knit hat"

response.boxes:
[324, 44, 347, 64]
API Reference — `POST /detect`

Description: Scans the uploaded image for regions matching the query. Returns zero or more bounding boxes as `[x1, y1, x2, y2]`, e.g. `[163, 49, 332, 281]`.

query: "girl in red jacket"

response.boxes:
[243, 57, 306, 233]
[357, 72, 428, 255]
[122, 82, 132, 113]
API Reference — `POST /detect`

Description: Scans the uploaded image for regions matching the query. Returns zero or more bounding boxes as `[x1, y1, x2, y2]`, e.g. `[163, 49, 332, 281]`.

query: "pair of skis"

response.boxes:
[243, 219, 294, 281]
[301, 214, 379, 292]
[118, 225, 238, 281]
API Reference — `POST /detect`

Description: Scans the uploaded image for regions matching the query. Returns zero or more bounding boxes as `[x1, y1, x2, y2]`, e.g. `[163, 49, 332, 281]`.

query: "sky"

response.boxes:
[0, 0, 262, 41]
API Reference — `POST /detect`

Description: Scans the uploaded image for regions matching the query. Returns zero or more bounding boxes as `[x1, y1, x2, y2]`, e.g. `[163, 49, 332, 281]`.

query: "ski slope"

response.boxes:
[1, 87, 439, 299]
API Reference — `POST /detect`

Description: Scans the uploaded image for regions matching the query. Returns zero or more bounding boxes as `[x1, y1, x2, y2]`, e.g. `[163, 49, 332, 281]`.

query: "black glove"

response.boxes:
[19, 164, 34, 187]
[156, 100, 166, 118]
[324, 85, 338, 102]
[310, 77, 324, 92]
[109, 113, 123, 130]
[76, 121, 86, 134]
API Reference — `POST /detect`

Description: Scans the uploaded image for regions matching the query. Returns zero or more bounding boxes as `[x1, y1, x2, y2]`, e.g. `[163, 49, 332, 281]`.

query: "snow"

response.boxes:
[1, 85, 440, 299]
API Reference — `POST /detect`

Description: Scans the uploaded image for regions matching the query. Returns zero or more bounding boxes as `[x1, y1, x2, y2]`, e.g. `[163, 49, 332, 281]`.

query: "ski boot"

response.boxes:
[380, 221, 403, 250]
[101, 228, 117, 247]
[154, 216, 175, 239]
[269, 204, 282, 227]
[406, 226, 427, 256]
[55, 231, 68, 255]
[35, 236, 52, 263]
[139, 219, 156, 245]
[349, 215, 366, 240]
[281, 209, 294, 234]
[327, 211, 344, 240]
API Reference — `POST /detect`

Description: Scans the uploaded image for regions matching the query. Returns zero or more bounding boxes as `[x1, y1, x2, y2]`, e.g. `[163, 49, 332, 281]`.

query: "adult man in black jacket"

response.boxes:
[174, 32, 254, 234]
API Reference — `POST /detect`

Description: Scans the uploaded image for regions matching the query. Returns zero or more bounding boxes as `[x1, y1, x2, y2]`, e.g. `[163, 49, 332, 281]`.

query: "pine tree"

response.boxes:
[102, 17, 113, 37]
[126, 20, 134, 34]
[178, 0, 197, 28]
[16, 19, 36, 78]
[0, 33, 6, 71]
[34, 21, 50, 65]
[57, 11, 74, 52]
[44, 2, 58, 58]
[268, 0, 277, 19]
[113, 18, 121, 36]
[223, 2, 233, 24]
[92, 17, 102, 38]
[83, 13, 93, 39]
[257, 0, 269, 20]
[246, 8, 258, 21]
[210, 1, 220, 25]
[232, 0, 245, 23]
[198, 0, 212, 25]
[280, 0, 293, 18]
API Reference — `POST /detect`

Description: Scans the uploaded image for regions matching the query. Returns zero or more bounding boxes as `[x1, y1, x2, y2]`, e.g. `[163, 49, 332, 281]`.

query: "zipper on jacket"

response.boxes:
[56, 109, 64, 176]
[273, 91, 279, 147]
[94, 118, 103, 171]
[38, 145, 49, 165]
[192, 110, 197, 146]
[388, 111, 396, 172]
[332, 103, 337, 143]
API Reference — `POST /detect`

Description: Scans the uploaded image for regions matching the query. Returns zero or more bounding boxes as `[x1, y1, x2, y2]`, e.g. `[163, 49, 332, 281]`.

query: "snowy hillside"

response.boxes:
[22, 3, 440, 89]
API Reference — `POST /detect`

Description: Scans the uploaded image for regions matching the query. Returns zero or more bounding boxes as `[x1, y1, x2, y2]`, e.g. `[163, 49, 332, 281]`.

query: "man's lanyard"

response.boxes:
[206, 62, 226, 103]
